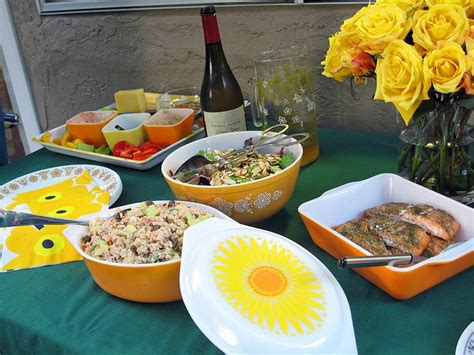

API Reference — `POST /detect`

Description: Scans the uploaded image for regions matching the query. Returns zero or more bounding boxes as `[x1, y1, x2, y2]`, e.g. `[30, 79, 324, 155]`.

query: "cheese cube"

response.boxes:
[114, 89, 147, 113]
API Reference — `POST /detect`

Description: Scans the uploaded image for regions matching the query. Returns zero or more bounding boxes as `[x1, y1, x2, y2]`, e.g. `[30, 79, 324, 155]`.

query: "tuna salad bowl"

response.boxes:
[68, 200, 232, 303]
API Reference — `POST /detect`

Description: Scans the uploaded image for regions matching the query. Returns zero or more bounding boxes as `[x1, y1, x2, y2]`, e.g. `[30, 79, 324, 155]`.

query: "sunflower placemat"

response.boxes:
[0, 168, 111, 271]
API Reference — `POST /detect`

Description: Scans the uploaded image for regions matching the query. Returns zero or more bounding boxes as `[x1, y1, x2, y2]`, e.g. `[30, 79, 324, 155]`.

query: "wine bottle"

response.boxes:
[200, 6, 246, 136]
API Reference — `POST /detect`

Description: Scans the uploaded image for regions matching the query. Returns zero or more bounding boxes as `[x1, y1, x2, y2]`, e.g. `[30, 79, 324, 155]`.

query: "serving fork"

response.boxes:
[0, 209, 90, 227]
[337, 241, 466, 269]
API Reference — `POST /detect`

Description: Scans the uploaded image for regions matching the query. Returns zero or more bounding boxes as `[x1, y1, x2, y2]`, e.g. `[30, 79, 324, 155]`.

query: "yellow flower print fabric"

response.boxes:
[0, 171, 109, 271]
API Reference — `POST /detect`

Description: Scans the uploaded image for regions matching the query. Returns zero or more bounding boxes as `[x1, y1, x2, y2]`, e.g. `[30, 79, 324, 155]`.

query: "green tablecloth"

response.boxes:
[0, 128, 472, 354]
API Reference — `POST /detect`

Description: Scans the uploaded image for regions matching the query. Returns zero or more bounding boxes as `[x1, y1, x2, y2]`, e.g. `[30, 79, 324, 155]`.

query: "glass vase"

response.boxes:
[397, 102, 473, 199]
[250, 45, 320, 166]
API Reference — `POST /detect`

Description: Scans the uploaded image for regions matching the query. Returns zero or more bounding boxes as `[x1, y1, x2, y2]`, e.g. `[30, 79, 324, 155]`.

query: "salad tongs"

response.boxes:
[172, 124, 309, 183]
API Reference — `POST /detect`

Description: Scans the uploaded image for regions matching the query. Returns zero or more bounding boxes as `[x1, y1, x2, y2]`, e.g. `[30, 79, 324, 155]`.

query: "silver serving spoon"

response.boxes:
[0, 209, 90, 227]
[171, 124, 309, 184]
[337, 241, 466, 269]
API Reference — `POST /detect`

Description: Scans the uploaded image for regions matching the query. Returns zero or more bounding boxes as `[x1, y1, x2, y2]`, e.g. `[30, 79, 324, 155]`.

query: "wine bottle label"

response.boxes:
[203, 105, 246, 136]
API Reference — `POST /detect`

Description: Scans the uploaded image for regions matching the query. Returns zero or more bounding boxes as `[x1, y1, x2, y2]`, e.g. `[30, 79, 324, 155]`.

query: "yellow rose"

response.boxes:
[425, 0, 474, 18]
[413, 5, 469, 52]
[469, 19, 474, 35]
[321, 34, 353, 81]
[374, 40, 431, 124]
[423, 42, 467, 93]
[463, 27, 474, 93]
[376, 0, 426, 16]
[339, 6, 366, 46]
[355, 3, 412, 55]
[464, 49, 474, 94]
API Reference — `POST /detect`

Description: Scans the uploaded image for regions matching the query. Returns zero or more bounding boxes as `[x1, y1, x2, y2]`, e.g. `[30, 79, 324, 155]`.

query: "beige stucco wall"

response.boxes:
[8, 0, 397, 135]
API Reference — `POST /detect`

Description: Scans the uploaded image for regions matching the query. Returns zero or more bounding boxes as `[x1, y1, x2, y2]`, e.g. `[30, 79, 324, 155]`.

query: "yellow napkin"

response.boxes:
[0, 171, 110, 271]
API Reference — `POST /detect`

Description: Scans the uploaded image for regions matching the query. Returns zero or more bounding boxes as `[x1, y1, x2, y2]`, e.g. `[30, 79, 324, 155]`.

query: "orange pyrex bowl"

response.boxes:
[298, 173, 474, 300]
[69, 200, 232, 303]
[66, 111, 117, 147]
[161, 131, 303, 225]
[144, 108, 194, 147]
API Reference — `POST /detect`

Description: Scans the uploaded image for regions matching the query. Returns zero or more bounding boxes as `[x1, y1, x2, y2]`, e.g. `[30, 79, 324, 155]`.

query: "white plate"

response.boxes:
[180, 218, 357, 354]
[456, 322, 474, 355]
[33, 124, 205, 170]
[0, 164, 122, 207]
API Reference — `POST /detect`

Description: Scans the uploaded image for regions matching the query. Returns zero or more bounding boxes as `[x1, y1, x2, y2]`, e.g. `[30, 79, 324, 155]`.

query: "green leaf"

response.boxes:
[456, 97, 474, 110]
[412, 99, 436, 121]
[197, 149, 216, 161]
[279, 153, 295, 169]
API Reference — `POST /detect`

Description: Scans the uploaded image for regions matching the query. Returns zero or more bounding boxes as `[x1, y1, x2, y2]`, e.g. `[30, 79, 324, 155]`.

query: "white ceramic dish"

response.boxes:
[33, 124, 205, 170]
[0, 164, 122, 207]
[298, 173, 474, 300]
[180, 217, 357, 354]
[456, 322, 474, 355]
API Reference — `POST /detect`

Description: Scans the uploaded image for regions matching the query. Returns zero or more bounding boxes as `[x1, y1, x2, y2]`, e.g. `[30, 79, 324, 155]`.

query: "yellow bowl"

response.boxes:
[101, 113, 150, 150]
[66, 111, 117, 147]
[69, 200, 232, 303]
[161, 131, 303, 224]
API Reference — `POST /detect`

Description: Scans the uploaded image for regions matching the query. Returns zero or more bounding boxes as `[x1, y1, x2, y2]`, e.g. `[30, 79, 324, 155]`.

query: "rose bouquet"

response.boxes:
[322, 1, 474, 198]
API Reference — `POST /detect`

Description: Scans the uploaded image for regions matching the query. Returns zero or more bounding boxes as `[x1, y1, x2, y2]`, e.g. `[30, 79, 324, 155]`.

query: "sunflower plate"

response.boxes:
[180, 218, 357, 354]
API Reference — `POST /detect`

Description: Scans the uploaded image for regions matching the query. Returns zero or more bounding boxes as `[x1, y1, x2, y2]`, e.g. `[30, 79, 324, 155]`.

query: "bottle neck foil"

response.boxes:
[201, 13, 221, 44]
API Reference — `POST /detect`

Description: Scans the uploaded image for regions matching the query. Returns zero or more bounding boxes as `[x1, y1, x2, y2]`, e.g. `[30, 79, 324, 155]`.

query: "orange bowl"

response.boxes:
[144, 108, 194, 147]
[66, 111, 117, 147]
[298, 174, 474, 300]
[68, 200, 232, 303]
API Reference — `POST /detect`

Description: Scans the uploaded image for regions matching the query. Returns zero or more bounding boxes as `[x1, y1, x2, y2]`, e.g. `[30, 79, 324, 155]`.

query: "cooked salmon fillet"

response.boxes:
[336, 203, 459, 258]
[400, 204, 459, 241]
[366, 217, 431, 256]
[423, 236, 454, 257]
[363, 203, 410, 218]
[333, 219, 389, 255]
[364, 203, 459, 241]
[387, 247, 404, 255]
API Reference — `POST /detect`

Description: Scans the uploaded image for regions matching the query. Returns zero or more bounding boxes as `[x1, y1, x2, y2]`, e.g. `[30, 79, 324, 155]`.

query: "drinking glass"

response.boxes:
[156, 87, 201, 114]
[250, 45, 319, 166]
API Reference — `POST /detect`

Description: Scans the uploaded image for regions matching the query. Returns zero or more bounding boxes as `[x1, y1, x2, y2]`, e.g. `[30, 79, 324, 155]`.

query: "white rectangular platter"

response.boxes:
[33, 124, 205, 170]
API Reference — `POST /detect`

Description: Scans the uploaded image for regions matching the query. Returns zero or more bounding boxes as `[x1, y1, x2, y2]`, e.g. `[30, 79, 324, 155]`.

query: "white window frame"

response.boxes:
[0, 0, 41, 154]
[36, 0, 292, 15]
